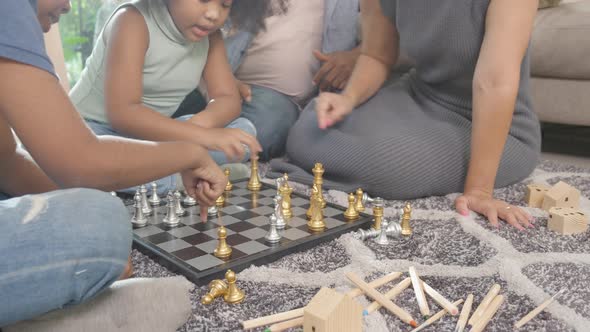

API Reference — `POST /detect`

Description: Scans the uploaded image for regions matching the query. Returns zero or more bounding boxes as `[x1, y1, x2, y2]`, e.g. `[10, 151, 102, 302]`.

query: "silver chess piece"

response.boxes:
[273, 195, 286, 230]
[131, 192, 147, 228]
[363, 193, 376, 205]
[163, 192, 180, 227]
[110, 191, 117, 197]
[207, 205, 218, 216]
[140, 185, 152, 216]
[265, 214, 281, 244]
[148, 182, 161, 206]
[275, 177, 284, 196]
[174, 191, 186, 216]
[183, 191, 197, 206]
[353, 218, 402, 241]
[374, 220, 389, 245]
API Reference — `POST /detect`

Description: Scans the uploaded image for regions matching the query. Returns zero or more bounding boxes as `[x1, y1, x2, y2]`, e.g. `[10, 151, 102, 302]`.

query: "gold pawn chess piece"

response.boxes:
[373, 202, 384, 230]
[201, 279, 228, 305]
[355, 188, 365, 212]
[214, 226, 232, 259]
[224, 168, 232, 192]
[307, 185, 325, 232]
[223, 269, 245, 304]
[312, 163, 326, 208]
[344, 192, 360, 220]
[215, 193, 225, 207]
[247, 156, 262, 191]
[401, 202, 413, 236]
[279, 174, 293, 219]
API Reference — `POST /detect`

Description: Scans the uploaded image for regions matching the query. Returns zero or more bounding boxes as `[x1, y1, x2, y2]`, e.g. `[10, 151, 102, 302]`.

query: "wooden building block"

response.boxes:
[304, 287, 363, 332]
[548, 207, 588, 235]
[542, 181, 581, 212]
[525, 184, 550, 208]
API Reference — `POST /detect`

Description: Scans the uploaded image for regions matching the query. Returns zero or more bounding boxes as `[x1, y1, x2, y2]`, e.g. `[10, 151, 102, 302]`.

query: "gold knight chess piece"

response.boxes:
[401, 202, 413, 236]
[312, 163, 326, 208]
[214, 226, 232, 259]
[247, 155, 261, 191]
[343, 192, 359, 221]
[224, 270, 245, 304]
[307, 184, 325, 232]
[279, 174, 293, 219]
[201, 279, 228, 305]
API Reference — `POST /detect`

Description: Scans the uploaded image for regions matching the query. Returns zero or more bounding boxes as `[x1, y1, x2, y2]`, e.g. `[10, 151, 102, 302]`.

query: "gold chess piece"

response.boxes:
[215, 193, 225, 207]
[307, 185, 325, 232]
[201, 279, 228, 305]
[223, 270, 245, 304]
[224, 168, 232, 192]
[372, 201, 384, 230]
[214, 226, 232, 259]
[401, 202, 413, 236]
[247, 155, 261, 191]
[355, 188, 365, 213]
[306, 184, 317, 219]
[344, 193, 359, 220]
[312, 163, 326, 208]
[279, 174, 293, 219]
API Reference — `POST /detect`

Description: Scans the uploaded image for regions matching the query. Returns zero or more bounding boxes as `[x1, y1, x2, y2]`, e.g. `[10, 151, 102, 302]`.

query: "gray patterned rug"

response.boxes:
[132, 160, 590, 332]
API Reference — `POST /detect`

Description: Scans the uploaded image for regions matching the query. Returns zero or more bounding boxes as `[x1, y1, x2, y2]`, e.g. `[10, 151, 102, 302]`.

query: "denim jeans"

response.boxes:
[85, 116, 256, 194]
[0, 188, 132, 326]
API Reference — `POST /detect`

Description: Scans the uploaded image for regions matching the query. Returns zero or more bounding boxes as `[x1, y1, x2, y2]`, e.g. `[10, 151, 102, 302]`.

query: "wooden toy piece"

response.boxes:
[548, 207, 588, 235]
[303, 287, 363, 332]
[524, 184, 550, 208]
[542, 181, 581, 212]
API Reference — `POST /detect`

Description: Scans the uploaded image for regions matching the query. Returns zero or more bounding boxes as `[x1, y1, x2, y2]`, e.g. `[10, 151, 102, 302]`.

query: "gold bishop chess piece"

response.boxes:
[307, 185, 325, 232]
[224, 168, 232, 192]
[355, 188, 365, 213]
[279, 174, 293, 219]
[312, 163, 326, 208]
[344, 192, 360, 221]
[201, 279, 228, 305]
[223, 269, 245, 304]
[372, 197, 384, 230]
[214, 226, 232, 259]
[247, 155, 262, 191]
[401, 202, 413, 236]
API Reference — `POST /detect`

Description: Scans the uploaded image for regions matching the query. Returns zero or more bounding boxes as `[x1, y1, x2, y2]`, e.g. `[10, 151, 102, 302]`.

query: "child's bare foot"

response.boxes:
[119, 256, 134, 280]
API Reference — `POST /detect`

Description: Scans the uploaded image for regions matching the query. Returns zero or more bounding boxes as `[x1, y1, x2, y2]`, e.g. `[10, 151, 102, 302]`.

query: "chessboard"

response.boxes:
[122, 179, 373, 285]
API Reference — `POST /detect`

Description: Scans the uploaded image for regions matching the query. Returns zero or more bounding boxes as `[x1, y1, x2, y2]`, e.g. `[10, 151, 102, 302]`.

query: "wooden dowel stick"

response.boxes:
[267, 317, 304, 332]
[346, 272, 418, 328]
[242, 308, 305, 330]
[470, 295, 505, 332]
[411, 299, 464, 332]
[346, 272, 402, 297]
[468, 284, 501, 326]
[514, 289, 564, 329]
[409, 267, 431, 317]
[421, 280, 459, 315]
[365, 278, 412, 315]
[454, 294, 473, 332]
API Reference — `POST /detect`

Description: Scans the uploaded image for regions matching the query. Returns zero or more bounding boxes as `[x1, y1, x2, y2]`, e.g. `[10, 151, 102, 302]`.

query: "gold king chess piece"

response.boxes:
[343, 192, 360, 221]
[201, 279, 228, 305]
[223, 270, 245, 304]
[214, 226, 232, 259]
[372, 198, 384, 230]
[307, 184, 325, 232]
[401, 202, 413, 236]
[279, 173, 293, 219]
[224, 168, 232, 192]
[247, 155, 262, 191]
[312, 163, 326, 208]
[355, 188, 365, 212]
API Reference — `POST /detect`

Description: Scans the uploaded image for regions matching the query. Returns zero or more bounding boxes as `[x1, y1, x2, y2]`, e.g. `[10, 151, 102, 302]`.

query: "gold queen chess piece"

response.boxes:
[247, 155, 262, 191]
[401, 202, 413, 236]
[312, 163, 326, 208]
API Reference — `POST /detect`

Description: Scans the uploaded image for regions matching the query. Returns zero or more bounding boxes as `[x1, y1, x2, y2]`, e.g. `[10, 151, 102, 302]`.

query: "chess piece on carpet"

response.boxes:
[215, 193, 225, 207]
[279, 174, 293, 219]
[374, 220, 389, 245]
[265, 214, 282, 244]
[372, 197, 384, 230]
[174, 191, 186, 216]
[224, 168, 233, 192]
[344, 192, 359, 220]
[163, 192, 180, 227]
[140, 185, 152, 216]
[183, 191, 197, 206]
[214, 226, 232, 259]
[308, 185, 325, 232]
[131, 192, 147, 227]
[149, 182, 161, 206]
[401, 202, 413, 236]
[273, 195, 286, 229]
[201, 279, 228, 305]
[247, 155, 262, 191]
[355, 188, 365, 213]
[353, 218, 402, 241]
[312, 163, 326, 208]
[224, 270, 245, 304]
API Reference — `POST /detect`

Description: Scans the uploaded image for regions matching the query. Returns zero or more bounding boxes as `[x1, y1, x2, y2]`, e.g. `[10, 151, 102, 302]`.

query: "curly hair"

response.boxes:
[229, 0, 290, 34]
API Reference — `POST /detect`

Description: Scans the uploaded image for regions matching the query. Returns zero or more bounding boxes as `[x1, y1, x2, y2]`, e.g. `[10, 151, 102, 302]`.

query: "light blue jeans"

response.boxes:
[0, 188, 132, 326]
[85, 115, 256, 194]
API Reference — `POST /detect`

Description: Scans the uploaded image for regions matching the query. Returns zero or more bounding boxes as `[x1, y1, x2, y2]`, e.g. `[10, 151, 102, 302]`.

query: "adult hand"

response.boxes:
[236, 79, 252, 103]
[313, 49, 359, 91]
[180, 155, 226, 221]
[316, 92, 356, 129]
[200, 127, 262, 162]
[455, 189, 533, 230]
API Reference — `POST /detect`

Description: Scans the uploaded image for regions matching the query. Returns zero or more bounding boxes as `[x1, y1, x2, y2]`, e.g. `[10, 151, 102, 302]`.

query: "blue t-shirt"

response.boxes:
[0, 0, 55, 75]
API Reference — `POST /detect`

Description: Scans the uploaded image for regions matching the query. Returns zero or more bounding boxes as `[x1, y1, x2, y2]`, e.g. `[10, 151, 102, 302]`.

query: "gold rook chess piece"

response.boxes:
[224, 168, 232, 192]
[215, 193, 225, 207]
[201, 279, 228, 305]
[312, 163, 326, 208]
[372, 201, 384, 230]
[247, 155, 261, 191]
[223, 270, 245, 304]
[214, 226, 232, 259]
[401, 202, 413, 236]
[355, 188, 365, 212]
[344, 193, 359, 221]
[279, 174, 293, 219]
[307, 185, 325, 232]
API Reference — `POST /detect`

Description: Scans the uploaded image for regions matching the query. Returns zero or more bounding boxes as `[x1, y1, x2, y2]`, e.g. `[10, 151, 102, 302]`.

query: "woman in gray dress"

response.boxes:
[271, 0, 541, 229]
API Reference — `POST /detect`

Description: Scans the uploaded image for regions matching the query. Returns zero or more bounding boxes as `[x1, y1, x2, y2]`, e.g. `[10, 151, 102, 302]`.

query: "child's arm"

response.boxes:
[188, 31, 241, 129]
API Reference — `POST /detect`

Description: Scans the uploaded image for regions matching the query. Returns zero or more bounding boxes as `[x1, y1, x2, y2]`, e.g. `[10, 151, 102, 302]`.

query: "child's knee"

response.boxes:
[230, 117, 257, 137]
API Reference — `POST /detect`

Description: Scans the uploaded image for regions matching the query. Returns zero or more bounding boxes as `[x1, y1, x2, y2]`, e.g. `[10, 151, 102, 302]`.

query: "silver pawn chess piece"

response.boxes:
[273, 195, 286, 229]
[174, 191, 186, 216]
[183, 191, 197, 206]
[148, 182, 161, 206]
[140, 185, 152, 216]
[265, 214, 281, 244]
[374, 220, 389, 245]
[207, 205, 218, 216]
[131, 192, 147, 227]
[163, 192, 180, 227]
[353, 218, 402, 241]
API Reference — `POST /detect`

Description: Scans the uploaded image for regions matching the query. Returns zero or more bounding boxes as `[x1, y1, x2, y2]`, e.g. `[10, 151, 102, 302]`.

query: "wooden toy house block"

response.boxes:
[525, 184, 550, 208]
[304, 287, 363, 332]
[542, 181, 581, 212]
[548, 207, 588, 235]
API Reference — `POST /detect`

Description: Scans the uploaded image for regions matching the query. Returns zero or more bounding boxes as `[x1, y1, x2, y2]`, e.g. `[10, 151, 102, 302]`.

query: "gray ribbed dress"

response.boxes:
[269, 0, 541, 200]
